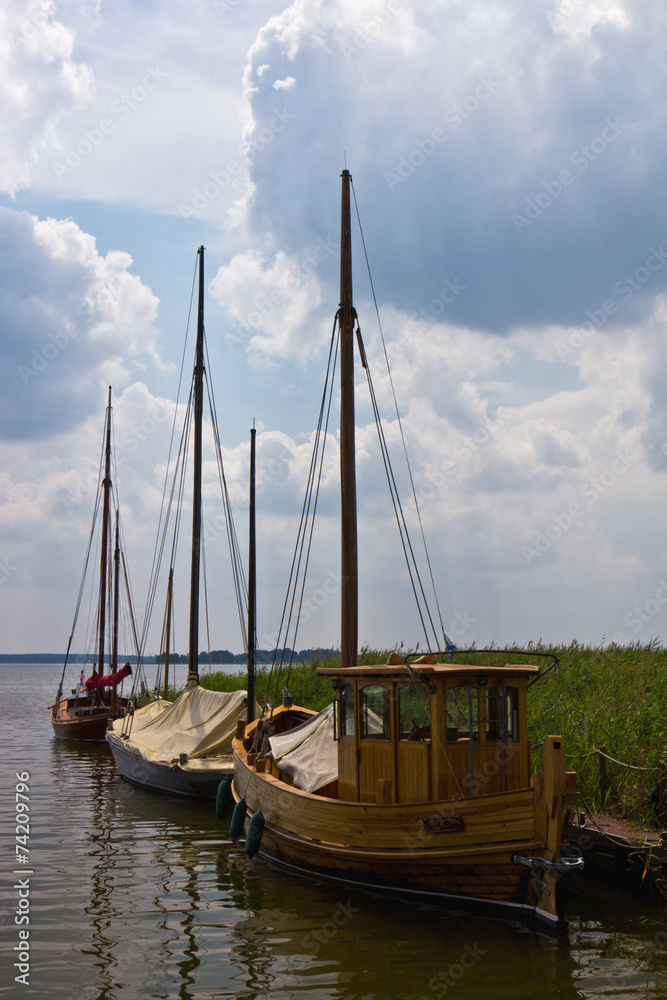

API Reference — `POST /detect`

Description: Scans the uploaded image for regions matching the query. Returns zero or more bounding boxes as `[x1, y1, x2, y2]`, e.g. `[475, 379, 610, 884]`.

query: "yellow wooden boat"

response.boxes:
[232, 656, 580, 925]
[230, 171, 581, 925]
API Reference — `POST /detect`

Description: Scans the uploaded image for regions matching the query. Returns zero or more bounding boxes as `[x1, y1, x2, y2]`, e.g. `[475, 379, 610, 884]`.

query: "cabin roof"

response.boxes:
[317, 662, 541, 679]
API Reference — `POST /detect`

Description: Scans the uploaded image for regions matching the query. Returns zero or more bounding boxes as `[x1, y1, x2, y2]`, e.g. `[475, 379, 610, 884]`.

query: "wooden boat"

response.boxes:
[51, 388, 137, 741]
[230, 170, 582, 925]
[106, 247, 253, 797]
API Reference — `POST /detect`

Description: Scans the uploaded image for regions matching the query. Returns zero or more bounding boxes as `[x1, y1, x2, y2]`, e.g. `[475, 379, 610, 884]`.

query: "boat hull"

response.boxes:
[50, 696, 133, 742]
[106, 732, 232, 798]
[232, 743, 558, 925]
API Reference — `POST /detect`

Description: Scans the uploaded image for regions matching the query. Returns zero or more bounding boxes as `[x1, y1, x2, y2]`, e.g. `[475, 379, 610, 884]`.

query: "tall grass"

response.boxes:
[198, 641, 667, 823]
[526, 641, 667, 821]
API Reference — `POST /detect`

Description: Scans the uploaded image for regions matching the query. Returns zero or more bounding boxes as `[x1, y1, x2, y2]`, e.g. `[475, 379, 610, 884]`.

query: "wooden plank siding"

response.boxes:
[397, 741, 430, 803]
[358, 739, 395, 802]
[337, 736, 357, 801]
[234, 748, 540, 851]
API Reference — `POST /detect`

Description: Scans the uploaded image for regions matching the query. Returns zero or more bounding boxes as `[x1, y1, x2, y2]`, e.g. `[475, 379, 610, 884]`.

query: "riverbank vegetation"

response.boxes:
[197, 641, 667, 826]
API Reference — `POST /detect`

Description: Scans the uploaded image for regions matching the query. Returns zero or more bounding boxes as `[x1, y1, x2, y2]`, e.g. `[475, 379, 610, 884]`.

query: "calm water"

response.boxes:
[1, 664, 665, 1000]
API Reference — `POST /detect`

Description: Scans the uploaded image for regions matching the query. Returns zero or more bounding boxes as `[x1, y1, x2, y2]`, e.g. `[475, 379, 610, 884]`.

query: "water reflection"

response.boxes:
[217, 852, 577, 1000]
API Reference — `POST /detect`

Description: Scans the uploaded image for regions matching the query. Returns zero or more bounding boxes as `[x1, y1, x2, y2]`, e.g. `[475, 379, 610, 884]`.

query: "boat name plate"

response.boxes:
[422, 815, 465, 833]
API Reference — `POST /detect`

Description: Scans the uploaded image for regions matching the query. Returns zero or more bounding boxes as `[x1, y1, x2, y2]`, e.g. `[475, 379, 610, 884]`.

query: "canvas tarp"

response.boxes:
[269, 703, 337, 793]
[110, 686, 251, 766]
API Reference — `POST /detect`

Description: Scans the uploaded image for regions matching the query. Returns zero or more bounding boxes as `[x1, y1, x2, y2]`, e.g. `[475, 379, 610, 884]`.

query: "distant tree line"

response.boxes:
[1, 648, 340, 665]
[154, 648, 341, 665]
[0, 653, 141, 664]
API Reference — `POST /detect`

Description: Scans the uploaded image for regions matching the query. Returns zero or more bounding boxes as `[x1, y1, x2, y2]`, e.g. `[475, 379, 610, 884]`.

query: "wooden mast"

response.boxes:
[247, 423, 256, 722]
[112, 511, 120, 673]
[97, 386, 113, 676]
[163, 567, 173, 700]
[186, 246, 205, 689]
[339, 170, 358, 670]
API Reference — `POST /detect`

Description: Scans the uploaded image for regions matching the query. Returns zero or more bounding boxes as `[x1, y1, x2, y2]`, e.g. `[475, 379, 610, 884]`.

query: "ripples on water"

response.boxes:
[0, 665, 665, 1000]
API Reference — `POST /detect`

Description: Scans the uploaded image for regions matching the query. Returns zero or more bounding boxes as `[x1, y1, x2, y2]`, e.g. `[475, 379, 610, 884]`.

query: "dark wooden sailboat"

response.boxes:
[230, 171, 582, 925]
[51, 388, 136, 741]
[106, 247, 252, 797]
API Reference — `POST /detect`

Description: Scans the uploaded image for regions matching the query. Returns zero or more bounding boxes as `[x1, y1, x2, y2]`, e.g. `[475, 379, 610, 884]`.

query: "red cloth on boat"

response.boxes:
[85, 662, 132, 691]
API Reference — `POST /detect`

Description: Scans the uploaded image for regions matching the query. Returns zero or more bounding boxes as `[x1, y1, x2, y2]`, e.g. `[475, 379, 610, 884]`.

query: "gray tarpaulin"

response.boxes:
[269, 703, 337, 792]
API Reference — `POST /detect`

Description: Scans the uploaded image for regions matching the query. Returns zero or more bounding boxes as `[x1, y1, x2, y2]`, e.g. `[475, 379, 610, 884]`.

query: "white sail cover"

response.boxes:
[269, 703, 337, 793]
[109, 687, 250, 767]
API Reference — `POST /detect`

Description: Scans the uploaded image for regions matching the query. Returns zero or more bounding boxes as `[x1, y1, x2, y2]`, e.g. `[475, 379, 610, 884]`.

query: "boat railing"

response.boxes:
[119, 702, 135, 739]
[398, 648, 559, 686]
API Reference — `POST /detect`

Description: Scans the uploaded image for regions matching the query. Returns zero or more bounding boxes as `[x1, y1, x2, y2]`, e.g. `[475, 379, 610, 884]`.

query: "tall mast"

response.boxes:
[247, 423, 256, 722]
[112, 511, 120, 672]
[339, 170, 358, 670]
[97, 386, 112, 674]
[186, 246, 205, 689]
[163, 568, 173, 700]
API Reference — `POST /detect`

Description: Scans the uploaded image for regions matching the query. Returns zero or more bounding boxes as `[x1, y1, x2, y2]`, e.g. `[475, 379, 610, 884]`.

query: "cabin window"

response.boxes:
[340, 685, 355, 737]
[485, 685, 519, 742]
[446, 685, 480, 742]
[398, 684, 431, 742]
[360, 684, 391, 741]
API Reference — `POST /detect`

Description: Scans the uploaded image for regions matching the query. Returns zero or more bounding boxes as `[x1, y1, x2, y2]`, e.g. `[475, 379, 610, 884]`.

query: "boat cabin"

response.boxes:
[318, 654, 539, 804]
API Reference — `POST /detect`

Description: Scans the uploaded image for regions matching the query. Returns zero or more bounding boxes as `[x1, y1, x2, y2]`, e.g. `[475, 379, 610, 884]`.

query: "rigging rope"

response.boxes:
[139, 257, 198, 663]
[358, 321, 441, 651]
[204, 345, 249, 653]
[264, 318, 339, 711]
[137, 250, 248, 691]
[350, 178, 454, 651]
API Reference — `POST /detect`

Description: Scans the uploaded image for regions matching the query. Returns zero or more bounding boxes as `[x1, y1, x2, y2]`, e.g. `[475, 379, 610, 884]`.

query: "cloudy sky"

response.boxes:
[2, 0, 667, 658]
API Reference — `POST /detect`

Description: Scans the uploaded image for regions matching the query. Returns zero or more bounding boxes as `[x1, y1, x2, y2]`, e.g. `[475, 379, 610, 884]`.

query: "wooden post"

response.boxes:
[542, 735, 566, 857]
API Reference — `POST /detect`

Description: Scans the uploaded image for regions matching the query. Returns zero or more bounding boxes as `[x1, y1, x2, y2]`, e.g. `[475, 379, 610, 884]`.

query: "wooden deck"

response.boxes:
[564, 812, 666, 887]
